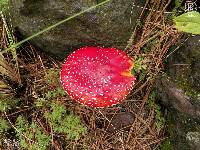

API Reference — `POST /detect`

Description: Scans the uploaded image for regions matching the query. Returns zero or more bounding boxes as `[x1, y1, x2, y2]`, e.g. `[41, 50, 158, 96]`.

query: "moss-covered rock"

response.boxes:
[156, 35, 200, 150]
[168, 35, 200, 95]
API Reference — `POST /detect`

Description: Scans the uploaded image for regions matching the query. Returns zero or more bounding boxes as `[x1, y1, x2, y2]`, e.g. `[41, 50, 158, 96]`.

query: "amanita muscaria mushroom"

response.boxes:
[61, 47, 136, 107]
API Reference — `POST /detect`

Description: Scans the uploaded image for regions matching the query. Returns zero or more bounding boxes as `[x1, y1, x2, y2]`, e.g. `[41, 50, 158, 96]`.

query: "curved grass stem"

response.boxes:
[1, 0, 111, 54]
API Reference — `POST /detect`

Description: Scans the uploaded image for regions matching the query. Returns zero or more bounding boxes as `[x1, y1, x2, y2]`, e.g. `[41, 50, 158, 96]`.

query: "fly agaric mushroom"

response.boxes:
[60, 47, 136, 107]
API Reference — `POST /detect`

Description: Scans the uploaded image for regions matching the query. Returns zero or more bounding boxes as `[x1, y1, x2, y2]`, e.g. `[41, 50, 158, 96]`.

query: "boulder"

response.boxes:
[156, 35, 200, 150]
[9, 0, 145, 57]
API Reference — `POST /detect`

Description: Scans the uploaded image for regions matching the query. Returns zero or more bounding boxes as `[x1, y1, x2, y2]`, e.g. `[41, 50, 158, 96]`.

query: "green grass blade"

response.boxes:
[2, 0, 111, 53]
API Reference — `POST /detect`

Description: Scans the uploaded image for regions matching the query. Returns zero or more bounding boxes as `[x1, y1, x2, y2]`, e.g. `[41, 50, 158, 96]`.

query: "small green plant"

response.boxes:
[37, 68, 87, 140]
[45, 87, 66, 99]
[45, 102, 87, 140]
[43, 68, 66, 100]
[0, 96, 18, 112]
[159, 111, 175, 150]
[0, 0, 9, 13]
[0, 119, 10, 134]
[0, 118, 10, 146]
[34, 98, 46, 107]
[131, 56, 147, 75]
[0, 99, 10, 112]
[174, 11, 200, 34]
[15, 115, 51, 150]
[159, 138, 173, 150]
[148, 91, 165, 130]
[172, 0, 184, 17]
[141, 37, 159, 53]
[45, 68, 60, 84]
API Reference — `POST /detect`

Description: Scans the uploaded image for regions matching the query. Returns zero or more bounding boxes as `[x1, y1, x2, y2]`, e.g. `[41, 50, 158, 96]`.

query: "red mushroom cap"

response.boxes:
[60, 47, 136, 107]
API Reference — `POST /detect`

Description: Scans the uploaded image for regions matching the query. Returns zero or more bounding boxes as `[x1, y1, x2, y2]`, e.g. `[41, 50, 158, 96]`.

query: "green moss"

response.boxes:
[175, 63, 199, 99]
[159, 112, 175, 150]
[45, 68, 60, 84]
[0, 96, 19, 112]
[44, 102, 87, 140]
[147, 91, 175, 149]
[171, 0, 184, 17]
[0, 119, 10, 134]
[177, 79, 199, 98]
[160, 138, 173, 150]
[173, 52, 200, 99]
[161, 110, 200, 150]
[178, 113, 200, 132]
[0, 0, 9, 13]
[15, 115, 51, 150]
[147, 91, 165, 131]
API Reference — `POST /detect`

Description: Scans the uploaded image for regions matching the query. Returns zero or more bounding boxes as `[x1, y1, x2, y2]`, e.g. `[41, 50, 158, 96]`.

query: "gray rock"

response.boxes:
[156, 75, 200, 118]
[156, 35, 200, 150]
[9, 0, 145, 57]
[107, 112, 135, 133]
[168, 35, 200, 91]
